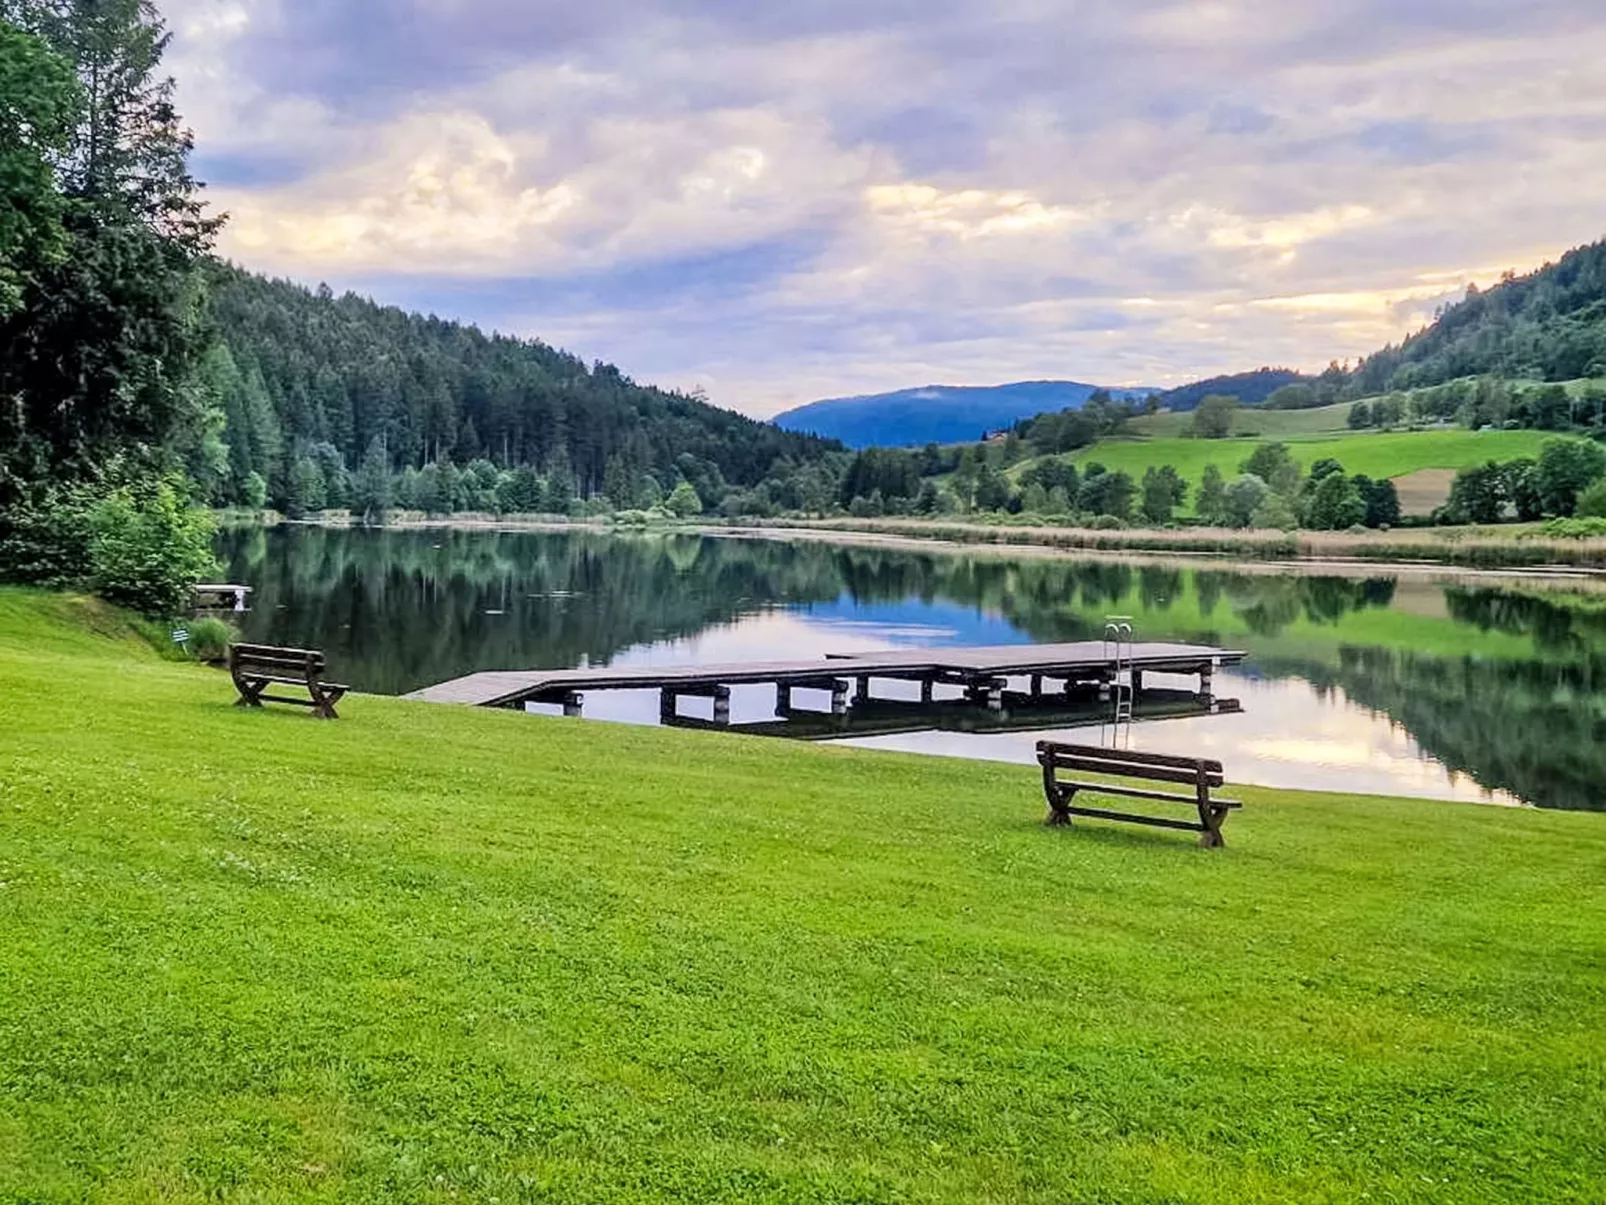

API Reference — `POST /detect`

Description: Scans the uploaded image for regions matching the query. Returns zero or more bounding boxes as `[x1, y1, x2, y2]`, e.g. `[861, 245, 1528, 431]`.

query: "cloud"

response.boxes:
[161, 0, 1606, 415]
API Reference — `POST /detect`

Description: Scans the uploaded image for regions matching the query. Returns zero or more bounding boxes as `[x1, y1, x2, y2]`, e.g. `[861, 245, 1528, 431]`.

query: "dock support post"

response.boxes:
[857, 675, 871, 701]
[1030, 674, 1043, 698]
[920, 678, 934, 705]
[1131, 669, 1144, 696]
[713, 686, 731, 726]
[986, 678, 1005, 713]
[776, 683, 792, 714]
[831, 679, 850, 716]
[660, 687, 677, 721]
[563, 692, 585, 719]
[1199, 666, 1214, 704]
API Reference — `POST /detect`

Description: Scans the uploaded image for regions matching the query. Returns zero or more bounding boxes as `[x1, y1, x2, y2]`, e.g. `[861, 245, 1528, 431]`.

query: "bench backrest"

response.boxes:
[231, 643, 326, 676]
[1037, 740, 1224, 789]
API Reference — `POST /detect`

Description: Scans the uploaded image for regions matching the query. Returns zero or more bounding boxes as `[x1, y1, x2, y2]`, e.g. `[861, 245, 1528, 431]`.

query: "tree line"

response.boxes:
[200, 267, 846, 520]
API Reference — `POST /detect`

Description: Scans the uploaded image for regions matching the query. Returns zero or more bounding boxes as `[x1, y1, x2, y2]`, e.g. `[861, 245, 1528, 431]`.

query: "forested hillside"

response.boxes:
[1352, 238, 1606, 393]
[201, 267, 843, 515]
[1154, 368, 1308, 411]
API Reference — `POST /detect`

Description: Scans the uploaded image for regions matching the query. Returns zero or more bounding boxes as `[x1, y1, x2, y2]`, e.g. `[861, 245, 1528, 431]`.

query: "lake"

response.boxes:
[217, 524, 1606, 811]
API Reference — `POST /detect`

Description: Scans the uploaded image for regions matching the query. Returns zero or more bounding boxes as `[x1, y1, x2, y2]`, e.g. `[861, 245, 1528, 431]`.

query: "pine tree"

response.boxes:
[0, 0, 219, 493]
[351, 437, 392, 526]
[0, 19, 76, 320]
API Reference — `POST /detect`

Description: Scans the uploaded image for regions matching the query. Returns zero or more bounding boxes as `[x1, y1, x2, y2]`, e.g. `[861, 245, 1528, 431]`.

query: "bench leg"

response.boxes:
[312, 686, 345, 720]
[1045, 785, 1078, 827]
[1198, 804, 1228, 849]
[234, 676, 266, 708]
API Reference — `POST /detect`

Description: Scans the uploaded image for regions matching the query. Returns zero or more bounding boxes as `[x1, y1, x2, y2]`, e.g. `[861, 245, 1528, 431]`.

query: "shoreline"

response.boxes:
[243, 510, 1606, 589]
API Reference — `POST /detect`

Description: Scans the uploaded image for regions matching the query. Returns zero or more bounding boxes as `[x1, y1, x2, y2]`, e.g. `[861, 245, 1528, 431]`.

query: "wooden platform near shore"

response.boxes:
[406, 641, 1247, 719]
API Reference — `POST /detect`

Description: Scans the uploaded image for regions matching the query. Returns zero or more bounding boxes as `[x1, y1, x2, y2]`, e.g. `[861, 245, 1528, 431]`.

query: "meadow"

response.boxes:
[1, 589, 1603, 1203]
[1124, 402, 1358, 440]
[1033, 428, 1557, 516]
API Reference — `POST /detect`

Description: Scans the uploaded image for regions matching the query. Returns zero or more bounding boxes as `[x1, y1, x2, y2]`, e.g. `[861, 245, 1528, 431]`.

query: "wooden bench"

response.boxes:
[230, 643, 348, 720]
[1036, 741, 1241, 848]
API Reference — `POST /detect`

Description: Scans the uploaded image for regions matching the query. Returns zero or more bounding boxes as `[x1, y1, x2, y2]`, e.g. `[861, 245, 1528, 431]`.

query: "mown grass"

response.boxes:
[1, 588, 1604, 1203]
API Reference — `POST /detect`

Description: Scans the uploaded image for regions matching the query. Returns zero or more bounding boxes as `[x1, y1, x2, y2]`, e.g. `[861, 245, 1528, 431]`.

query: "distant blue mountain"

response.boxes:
[772, 380, 1154, 449]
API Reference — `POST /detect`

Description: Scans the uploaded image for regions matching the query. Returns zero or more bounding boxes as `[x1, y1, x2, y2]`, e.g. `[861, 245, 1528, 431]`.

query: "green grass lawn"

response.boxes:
[1020, 428, 1557, 516]
[2, 589, 1604, 1203]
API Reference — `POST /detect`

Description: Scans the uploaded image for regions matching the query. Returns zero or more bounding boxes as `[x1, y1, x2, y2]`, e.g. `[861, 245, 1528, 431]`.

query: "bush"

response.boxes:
[1090, 514, 1128, 530]
[187, 616, 238, 662]
[1574, 477, 1606, 519]
[0, 482, 98, 586]
[1541, 516, 1606, 539]
[88, 477, 219, 617]
[667, 480, 703, 518]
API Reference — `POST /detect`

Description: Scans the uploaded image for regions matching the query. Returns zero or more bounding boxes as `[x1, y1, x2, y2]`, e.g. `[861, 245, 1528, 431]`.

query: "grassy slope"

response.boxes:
[1127, 403, 1357, 440]
[2, 589, 1604, 1203]
[1027, 429, 1557, 517]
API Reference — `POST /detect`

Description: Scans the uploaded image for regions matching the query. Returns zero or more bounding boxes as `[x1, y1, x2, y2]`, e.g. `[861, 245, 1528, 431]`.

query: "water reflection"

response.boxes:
[219, 525, 1606, 811]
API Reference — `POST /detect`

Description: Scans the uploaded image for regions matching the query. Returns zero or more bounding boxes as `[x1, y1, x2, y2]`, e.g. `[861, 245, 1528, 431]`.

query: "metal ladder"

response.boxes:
[1102, 615, 1134, 746]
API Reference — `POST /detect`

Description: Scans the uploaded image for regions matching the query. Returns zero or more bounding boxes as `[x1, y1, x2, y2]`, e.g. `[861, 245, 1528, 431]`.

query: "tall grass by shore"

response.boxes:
[749, 515, 1606, 569]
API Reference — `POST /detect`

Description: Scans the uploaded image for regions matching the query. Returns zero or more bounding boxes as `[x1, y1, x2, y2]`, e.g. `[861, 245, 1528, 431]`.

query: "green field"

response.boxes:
[1127, 402, 1357, 440]
[1017, 428, 1557, 516]
[2, 589, 1604, 1202]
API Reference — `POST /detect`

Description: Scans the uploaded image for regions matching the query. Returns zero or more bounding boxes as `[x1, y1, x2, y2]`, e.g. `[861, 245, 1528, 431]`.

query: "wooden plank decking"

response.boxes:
[406, 641, 1245, 710]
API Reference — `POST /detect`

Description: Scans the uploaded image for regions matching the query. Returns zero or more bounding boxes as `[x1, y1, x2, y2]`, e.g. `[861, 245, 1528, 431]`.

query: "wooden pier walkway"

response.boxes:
[406, 641, 1246, 720]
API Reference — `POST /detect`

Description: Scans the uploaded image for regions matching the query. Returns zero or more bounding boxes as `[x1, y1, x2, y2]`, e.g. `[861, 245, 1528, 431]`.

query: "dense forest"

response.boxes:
[1351, 238, 1606, 393]
[201, 268, 845, 516]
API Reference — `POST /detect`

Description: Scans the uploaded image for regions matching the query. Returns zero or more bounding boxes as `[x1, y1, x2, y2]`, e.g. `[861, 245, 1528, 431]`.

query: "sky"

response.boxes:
[162, 0, 1606, 417]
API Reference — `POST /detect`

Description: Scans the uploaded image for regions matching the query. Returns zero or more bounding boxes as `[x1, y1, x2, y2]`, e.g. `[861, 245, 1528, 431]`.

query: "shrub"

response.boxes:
[187, 616, 238, 662]
[1541, 516, 1606, 539]
[1090, 514, 1128, 530]
[1574, 477, 1606, 519]
[88, 477, 219, 617]
[1251, 494, 1299, 530]
[667, 480, 703, 518]
[0, 481, 98, 586]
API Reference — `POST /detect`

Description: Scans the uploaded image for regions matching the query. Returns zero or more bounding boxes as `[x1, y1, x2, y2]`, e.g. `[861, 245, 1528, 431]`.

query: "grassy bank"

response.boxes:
[2, 589, 1603, 1202]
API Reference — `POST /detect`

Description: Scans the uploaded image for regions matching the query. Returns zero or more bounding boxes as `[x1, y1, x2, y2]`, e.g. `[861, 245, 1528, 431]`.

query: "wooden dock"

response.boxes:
[406, 641, 1246, 721]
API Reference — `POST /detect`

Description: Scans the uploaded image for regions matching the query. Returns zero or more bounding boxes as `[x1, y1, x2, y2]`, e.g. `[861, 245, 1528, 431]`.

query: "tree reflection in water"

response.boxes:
[220, 526, 1606, 810]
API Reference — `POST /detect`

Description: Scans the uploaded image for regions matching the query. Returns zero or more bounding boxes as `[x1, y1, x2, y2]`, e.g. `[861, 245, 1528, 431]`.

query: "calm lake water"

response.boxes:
[218, 525, 1606, 811]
